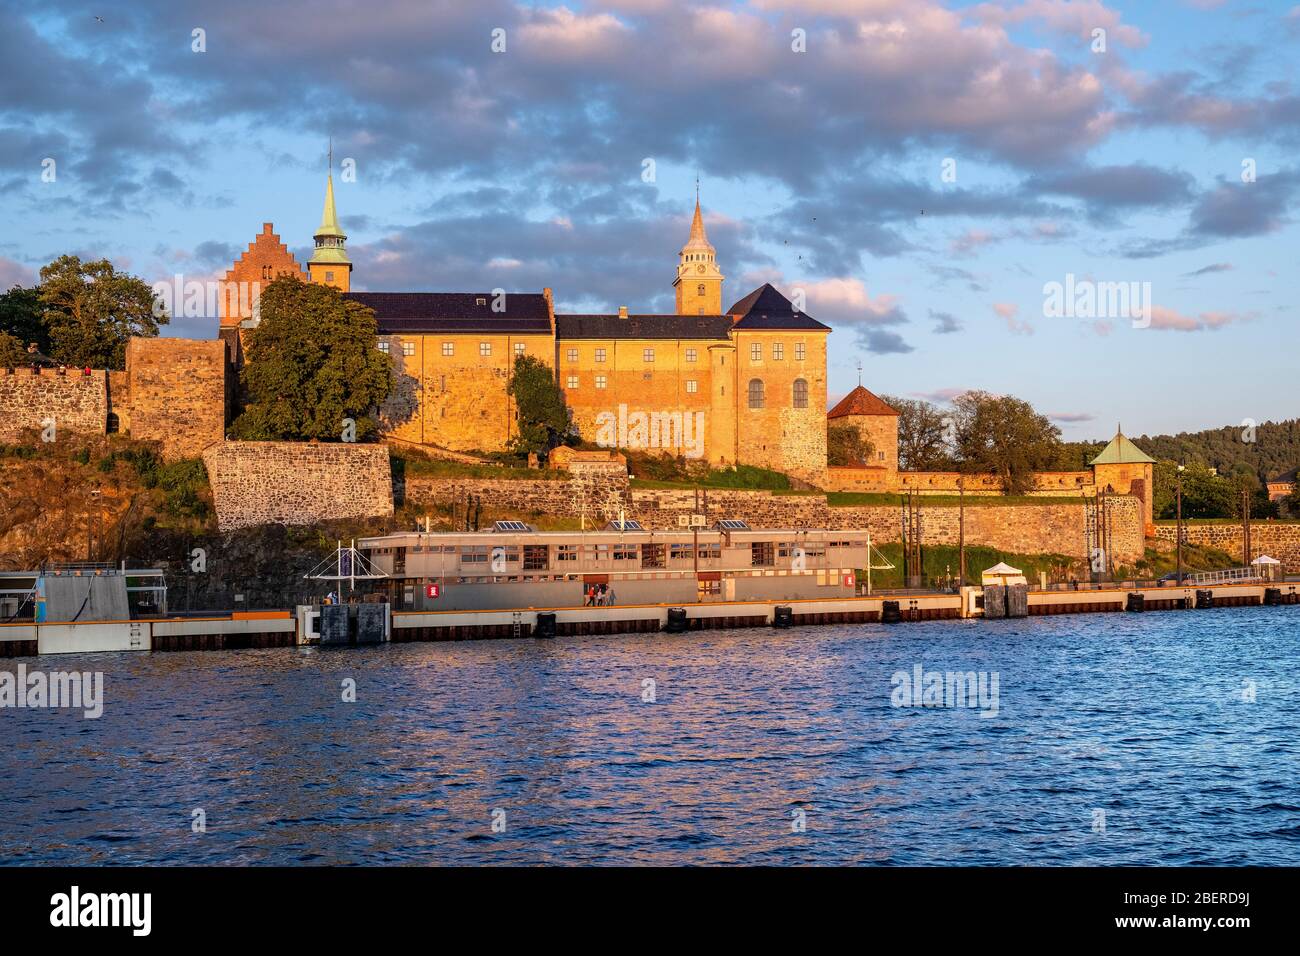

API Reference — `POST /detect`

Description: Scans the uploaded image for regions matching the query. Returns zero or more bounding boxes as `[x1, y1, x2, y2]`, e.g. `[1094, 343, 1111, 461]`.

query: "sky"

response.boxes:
[1, 0, 1298, 441]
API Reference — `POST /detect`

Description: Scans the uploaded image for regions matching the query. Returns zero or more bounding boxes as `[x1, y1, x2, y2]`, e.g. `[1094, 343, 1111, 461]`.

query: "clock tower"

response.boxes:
[673, 188, 724, 315]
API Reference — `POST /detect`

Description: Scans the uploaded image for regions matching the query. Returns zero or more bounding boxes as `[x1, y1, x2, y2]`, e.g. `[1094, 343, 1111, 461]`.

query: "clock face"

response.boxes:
[696, 264, 706, 274]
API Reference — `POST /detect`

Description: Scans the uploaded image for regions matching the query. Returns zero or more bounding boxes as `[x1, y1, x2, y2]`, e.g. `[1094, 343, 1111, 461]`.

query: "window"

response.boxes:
[685, 380, 697, 394]
[479, 342, 492, 357]
[697, 284, 705, 296]
[325, 271, 334, 282]
[613, 544, 638, 561]
[642, 544, 665, 569]
[595, 348, 607, 363]
[793, 378, 809, 408]
[595, 375, 607, 389]
[795, 342, 806, 361]
[441, 342, 454, 357]
[567, 348, 578, 362]
[556, 545, 579, 563]
[460, 545, 489, 564]
[523, 545, 548, 571]
[514, 343, 526, 358]
[566, 375, 578, 389]
[750, 342, 762, 362]
[685, 348, 697, 362]
[643, 348, 655, 363]
[751, 542, 775, 567]
[402, 341, 416, 357]
[747, 379, 765, 409]
[773, 343, 785, 360]
[377, 341, 390, 354]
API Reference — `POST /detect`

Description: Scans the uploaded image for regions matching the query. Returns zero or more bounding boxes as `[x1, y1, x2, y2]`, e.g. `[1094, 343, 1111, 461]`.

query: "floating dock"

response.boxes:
[1, 581, 1297, 657]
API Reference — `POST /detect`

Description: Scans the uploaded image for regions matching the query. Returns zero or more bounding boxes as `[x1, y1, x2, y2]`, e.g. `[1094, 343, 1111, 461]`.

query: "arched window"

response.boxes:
[747, 378, 765, 409]
[792, 378, 809, 408]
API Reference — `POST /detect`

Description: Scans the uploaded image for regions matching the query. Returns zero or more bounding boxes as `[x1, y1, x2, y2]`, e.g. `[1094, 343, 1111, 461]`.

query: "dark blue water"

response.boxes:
[2, 608, 1297, 865]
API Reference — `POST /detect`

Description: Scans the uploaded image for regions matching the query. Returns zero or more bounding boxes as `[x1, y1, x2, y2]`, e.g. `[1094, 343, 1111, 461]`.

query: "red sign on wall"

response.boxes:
[425, 583, 441, 599]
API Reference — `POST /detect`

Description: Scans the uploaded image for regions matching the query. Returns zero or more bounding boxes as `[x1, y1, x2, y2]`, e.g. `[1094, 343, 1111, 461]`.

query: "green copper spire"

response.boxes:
[310, 143, 350, 266]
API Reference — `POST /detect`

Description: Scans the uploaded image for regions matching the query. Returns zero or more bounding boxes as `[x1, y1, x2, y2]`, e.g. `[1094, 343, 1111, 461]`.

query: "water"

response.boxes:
[2, 608, 1297, 865]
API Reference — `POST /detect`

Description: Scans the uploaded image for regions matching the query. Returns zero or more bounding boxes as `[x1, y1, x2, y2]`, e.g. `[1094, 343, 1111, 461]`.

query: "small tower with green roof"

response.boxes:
[309, 144, 351, 292]
[1090, 425, 1157, 531]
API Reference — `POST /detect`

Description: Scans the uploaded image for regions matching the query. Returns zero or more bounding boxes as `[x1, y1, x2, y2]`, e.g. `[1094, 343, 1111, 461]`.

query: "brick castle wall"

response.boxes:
[0, 367, 107, 442]
[126, 338, 228, 460]
[203, 442, 394, 531]
[1152, 522, 1300, 573]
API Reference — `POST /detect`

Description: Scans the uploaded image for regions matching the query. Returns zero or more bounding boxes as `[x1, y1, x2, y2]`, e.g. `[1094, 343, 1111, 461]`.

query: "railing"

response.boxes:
[1185, 567, 1261, 586]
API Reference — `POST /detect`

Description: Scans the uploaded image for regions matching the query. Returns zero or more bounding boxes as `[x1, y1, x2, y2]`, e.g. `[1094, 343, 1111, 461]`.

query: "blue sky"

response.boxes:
[2, 0, 1298, 441]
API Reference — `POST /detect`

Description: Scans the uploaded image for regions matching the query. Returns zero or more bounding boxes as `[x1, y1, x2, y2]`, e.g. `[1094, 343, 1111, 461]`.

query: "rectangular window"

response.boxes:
[595, 375, 607, 389]
[773, 343, 784, 360]
[402, 341, 416, 357]
[795, 342, 806, 361]
[594, 348, 607, 362]
[750, 342, 762, 362]
[514, 343, 526, 357]
[460, 546, 489, 564]
[377, 341, 390, 354]
[567, 348, 578, 362]
[613, 544, 638, 561]
[566, 375, 578, 389]
[642, 544, 665, 569]
[556, 545, 579, 563]
[670, 543, 694, 561]
[685, 380, 698, 394]
[480, 342, 492, 357]
[685, 348, 697, 362]
[441, 342, 454, 357]
[523, 545, 548, 571]
[643, 348, 655, 363]
[751, 542, 775, 567]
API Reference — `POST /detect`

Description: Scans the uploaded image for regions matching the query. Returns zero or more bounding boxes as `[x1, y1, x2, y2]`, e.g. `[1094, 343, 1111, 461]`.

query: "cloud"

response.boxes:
[911, 387, 966, 403]
[1048, 411, 1096, 423]
[1182, 262, 1232, 277]
[994, 301, 1033, 334]
[1146, 305, 1251, 331]
[801, 277, 913, 354]
[930, 309, 962, 334]
[0, 256, 36, 289]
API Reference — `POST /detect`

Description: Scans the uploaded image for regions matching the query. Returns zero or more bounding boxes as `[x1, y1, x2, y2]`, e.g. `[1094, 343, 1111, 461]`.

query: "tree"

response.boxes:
[508, 354, 570, 458]
[39, 255, 166, 368]
[230, 277, 391, 441]
[949, 390, 1062, 494]
[881, 394, 951, 471]
[0, 286, 47, 355]
[0, 330, 27, 367]
[827, 423, 875, 466]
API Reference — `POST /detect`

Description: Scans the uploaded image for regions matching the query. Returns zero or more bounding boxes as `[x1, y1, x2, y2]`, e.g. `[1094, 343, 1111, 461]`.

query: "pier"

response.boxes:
[1, 581, 1296, 656]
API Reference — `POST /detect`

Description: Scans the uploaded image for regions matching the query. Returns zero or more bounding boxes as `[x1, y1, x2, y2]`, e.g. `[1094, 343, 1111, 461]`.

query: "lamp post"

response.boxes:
[1175, 459, 1185, 585]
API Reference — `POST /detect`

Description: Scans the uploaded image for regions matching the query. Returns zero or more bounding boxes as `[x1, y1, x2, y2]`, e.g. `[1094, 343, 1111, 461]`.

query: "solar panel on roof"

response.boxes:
[609, 519, 644, 531]
[717, 519, 750, 530]
[493, 520, 530, 532]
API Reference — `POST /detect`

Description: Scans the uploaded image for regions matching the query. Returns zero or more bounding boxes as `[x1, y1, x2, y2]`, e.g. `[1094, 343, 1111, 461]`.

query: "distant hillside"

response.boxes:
[1128, 419, 1300, 482]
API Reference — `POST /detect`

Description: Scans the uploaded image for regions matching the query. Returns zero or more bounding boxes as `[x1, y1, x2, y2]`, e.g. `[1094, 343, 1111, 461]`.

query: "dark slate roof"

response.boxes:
[726, 283, 831, 331]
[555, 314, 734, 340]
[344, 292, 552, 334]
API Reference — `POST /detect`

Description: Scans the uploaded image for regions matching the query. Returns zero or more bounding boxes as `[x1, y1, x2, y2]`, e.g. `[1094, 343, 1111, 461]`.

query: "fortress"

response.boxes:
[1, 168, 1157, 535]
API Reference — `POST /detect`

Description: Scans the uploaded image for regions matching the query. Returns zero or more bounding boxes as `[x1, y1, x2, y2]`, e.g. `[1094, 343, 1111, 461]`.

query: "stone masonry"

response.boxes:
[203, 441, 394, 531]
[125, 337, 228, 460]
[0, 367, 108, 442]
[1153, 522, 1300, 573]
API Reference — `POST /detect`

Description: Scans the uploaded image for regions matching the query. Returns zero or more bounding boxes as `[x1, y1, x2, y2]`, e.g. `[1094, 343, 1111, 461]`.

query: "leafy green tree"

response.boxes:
[0, 330, 27, 367]
[508, 354, 571, 458]
[880, 394, 951, 471]
[1286, 482, 1300, 517]
[230, 277, 391, 441]
[949, 390, 1062, 494]
[827, 423, 875, 466]
[38, 255, 165, 368]
[0, 286, 47, 354]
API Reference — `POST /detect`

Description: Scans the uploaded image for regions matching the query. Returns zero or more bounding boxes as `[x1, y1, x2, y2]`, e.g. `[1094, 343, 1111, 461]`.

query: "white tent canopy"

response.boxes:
[981, 562, 1027, 586]
[1251, 555, 1282, 565]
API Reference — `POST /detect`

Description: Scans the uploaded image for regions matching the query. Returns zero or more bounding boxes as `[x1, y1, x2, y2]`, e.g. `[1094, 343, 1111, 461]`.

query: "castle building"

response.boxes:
[221, 171, 833, 483]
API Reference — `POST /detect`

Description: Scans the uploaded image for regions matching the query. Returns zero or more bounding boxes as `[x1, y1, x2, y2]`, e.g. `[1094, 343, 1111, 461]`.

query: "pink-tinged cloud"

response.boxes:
[951, 229, 998, 255]
[1048, 411, 1096, 423]
[0, 257, 36, 289]
[971, 0, 1148, 48]
[911, 387, 967, 403]
[994, 301, 1034, 334]
[1147, 306, 1251, 331]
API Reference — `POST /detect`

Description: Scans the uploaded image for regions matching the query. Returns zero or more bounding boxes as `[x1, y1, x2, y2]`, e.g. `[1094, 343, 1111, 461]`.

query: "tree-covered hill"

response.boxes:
[1129, 420, 1300, 482]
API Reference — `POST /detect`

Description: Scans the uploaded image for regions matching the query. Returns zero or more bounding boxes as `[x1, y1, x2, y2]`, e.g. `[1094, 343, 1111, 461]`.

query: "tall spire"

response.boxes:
[684, 185, 712, 251]
[309, 140, 351, 289]
[674, 183, 723, 314]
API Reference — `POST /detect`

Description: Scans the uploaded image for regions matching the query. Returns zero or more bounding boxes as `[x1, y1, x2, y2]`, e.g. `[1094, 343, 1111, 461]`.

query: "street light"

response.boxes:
[1176, 458, 1185, 585]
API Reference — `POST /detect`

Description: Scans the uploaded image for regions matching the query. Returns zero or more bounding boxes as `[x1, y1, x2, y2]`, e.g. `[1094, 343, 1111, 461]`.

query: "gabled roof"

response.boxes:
[345, 292, 552, 334]
[555, 314, 733, 340]
[726, 283, 831, 331]
[828, 385, 898, 418]
[1090, 429, 1156, 465]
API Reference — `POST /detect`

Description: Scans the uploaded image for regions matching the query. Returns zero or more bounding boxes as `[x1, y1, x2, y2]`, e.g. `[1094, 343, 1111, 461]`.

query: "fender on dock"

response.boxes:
[1126, 593, 1145, 612]
[772, 606, 793, 629]
[665, 608, 688, 633]
[1195, 590, 1214, 610]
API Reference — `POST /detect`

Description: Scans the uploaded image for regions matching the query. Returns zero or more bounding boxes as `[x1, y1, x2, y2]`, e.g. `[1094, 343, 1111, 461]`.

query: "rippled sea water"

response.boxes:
[2, 607, 1298, 865]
